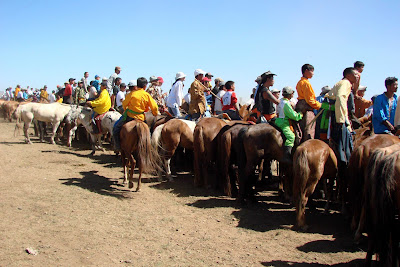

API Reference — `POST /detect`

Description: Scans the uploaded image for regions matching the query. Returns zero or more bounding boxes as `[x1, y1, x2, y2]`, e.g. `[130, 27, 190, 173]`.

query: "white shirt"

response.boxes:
[116, 91, 126, 107]
[49, 93, 56, 103]
[214, 90, 226, 112]
[107, 73, 118, 95]
[89, 86, 97, 99]
[166, 80, 184, 108]
[183, 93, 191, 104]
[17, 91, 23, 99]
[5, 91, 12, 100]
[276, 98, 286, 118]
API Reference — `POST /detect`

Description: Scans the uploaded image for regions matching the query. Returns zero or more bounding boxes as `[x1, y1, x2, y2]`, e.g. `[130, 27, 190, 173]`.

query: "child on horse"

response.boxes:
[113, 77, 159, 151]
[86, 81, 112, 134]
[221, 81, 241, 120]
[275, 86, 303, 162]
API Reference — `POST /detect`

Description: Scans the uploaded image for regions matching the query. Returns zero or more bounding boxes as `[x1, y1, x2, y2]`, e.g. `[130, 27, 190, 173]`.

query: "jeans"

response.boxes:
[168, 105, 181, 118]
[113, 116, 134, 150]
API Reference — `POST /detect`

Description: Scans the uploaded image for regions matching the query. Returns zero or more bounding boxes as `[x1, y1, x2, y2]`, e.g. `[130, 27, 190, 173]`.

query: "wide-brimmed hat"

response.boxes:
[175, 72, 186, 80]
[194, 69, 206, 77]
[215, 77, 224, 83]
[271, 88, 281, 93]
[321, 85, 331, 94]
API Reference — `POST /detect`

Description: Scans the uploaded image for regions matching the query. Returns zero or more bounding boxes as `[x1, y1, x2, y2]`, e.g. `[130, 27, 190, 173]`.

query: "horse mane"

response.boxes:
[367, 147, 400, 264]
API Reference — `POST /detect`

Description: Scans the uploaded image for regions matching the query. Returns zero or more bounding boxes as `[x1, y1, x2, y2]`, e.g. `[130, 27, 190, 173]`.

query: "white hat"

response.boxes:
[128, 80, 137, 87]
[102, 77, 108, 81]
[175, 72, 186, 80]
[358, 85, 367, 91]
[194, 69, 206, 77]
[271, 88, 281, 93]
[282, 86, 294, 95]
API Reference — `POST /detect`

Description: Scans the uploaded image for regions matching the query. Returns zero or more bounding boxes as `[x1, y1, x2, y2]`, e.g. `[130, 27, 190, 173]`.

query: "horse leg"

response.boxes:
[39, 122, 44, 142]
[354, 204, 366, 243]
[98, 135, 105, 152]
[165, 158, 173, 181]
[120, 151, 128, 184]
[128, 154, 136, 189]
[89, 134, 96, 155]
[24, 122, 32, 144]
[67, 123, 77, 147]
[50, 121, 60, 144]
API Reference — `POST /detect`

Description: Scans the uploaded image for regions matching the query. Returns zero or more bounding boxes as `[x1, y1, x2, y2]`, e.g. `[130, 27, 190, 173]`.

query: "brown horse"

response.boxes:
[193, 117, 227, 187]
[152, 119, 196, 180]
[217, 122, 251, 197]
[144, 111, 172, 134]
[120, 119, 160, 191]
[292, 139, 338, 231]
[364, 143, 400, 266]
[347, 134, 400, 241]
[236, 123, 285, 203]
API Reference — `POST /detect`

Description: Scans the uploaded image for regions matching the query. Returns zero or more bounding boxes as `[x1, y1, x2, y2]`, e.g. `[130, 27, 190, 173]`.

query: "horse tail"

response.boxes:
[293, 146, 310, 205]
[193, 125, 205, 186]
[236, 127, 248, 198]
[219, 127, 232, 196]
[13, 105, 23, 137]
[367, 148, 400, 264]
[136, 121, 161, 175]
[151, 124, 164, 151]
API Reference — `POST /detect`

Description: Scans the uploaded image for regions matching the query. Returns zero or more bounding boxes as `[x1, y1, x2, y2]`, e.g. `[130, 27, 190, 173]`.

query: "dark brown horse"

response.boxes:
[292, 139, 338, 231]
[120, 119, 160, 191]
[347, 134, 400, 241]
[364, 143, 400, 266]
[144, 112, 172, 134]
[236, 123, 285, 203]
[217, 122, 251, 197]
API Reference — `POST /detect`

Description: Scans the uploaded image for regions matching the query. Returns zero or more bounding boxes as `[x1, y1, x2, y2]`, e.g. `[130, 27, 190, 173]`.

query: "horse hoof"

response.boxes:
[128, 182, 134, 189]
[89, 151, 95, 156]
[135, 188, 141, 192]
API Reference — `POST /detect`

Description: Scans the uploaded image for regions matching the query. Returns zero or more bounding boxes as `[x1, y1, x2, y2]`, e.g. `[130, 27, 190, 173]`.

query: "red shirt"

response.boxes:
[64, 84, 72, 96]
[221, 89, 237, 111]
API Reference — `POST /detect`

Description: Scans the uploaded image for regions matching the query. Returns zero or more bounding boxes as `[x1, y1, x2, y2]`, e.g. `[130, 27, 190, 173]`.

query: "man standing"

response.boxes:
[295, 64, 321, 142]
[353, 61, 364, 91]
[40, 86, 49, 102]
[74, 80, 87, 106]
[111, 77, 122, 109]
[63, 78, 75, 104]
[354, 86, 372, 118]
[116, 82, 127, 113]
[81, 72, 89, 91]
[107, 66, 121, 95]
[189, 69, 207, 120]
[374, 77, 398, 134]
[5, 87, 12, 101]
[49, 90, 56, 103]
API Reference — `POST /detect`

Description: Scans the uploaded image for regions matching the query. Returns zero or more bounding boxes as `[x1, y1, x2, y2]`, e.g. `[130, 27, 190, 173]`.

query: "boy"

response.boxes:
[275, 86, 303, 162]
[221, 81, 241, 120]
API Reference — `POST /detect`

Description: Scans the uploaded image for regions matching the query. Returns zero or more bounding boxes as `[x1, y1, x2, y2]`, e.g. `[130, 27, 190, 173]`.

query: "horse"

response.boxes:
[120, 119, 160, 191]
[193, 117, 228, 188]
[14, 102, 72, 144]
[144, 111, 172, 134]
[364, 143, 400, 266]
[292, 139, 338, 231]
[4, 100, 24, 122]
[236, 123, 286, 203]
[217, 122, 251, 197]
[151, 119, 196, 180]
[346, 134, 400, 241]
[66, 106, 121, 155]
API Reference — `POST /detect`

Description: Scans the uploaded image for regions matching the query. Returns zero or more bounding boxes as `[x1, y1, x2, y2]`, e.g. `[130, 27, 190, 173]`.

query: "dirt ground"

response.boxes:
[0, 120, 368, 266]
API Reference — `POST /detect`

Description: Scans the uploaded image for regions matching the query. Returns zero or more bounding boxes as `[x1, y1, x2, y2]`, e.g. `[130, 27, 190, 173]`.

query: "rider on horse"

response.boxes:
[86, 80, 111, 134]
[113, 77, 159, 151]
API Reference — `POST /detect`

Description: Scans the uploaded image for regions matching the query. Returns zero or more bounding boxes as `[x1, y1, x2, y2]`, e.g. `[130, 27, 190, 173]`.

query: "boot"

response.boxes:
[282, 146, 292, 164]
[91, 119, 99, 134]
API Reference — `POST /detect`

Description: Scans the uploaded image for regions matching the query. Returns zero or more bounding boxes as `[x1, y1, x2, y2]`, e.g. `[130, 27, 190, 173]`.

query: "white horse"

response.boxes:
[66, 106, 121, 155]
[14, 102, 72, 144]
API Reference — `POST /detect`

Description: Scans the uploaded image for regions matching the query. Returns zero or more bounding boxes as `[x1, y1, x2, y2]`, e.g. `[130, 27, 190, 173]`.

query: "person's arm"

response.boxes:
[262, 90, 280, 105]
[303, 83, 322, 110]
[177, 82, 183, 106]
[122, 92, 132, 111]
[90, 90, 106, 107]
[147, 94, 159, 116]
[335, 83, 351, 124]
[284, 102, 303, 121]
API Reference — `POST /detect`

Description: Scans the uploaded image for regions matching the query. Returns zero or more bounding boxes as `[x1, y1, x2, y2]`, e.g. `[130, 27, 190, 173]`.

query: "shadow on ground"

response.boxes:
[261, 258, 371, 266]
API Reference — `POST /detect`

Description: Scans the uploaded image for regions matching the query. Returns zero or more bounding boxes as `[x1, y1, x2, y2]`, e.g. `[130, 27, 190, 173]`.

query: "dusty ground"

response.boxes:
[0, 120, 368, 266]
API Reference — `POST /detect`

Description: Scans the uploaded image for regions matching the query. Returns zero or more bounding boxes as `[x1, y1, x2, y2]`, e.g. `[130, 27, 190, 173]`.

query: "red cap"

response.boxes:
[157, 77, 164, 83]
[202, 77, 212, 82]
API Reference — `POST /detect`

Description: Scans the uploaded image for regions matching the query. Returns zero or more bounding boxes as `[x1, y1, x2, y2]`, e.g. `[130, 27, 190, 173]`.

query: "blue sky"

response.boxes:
[1, 0, 399, 101]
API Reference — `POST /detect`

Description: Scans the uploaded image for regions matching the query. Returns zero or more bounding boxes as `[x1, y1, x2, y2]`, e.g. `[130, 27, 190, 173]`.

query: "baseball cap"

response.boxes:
[203, 77, 212, 82]
[149, 76, 159, 82]
[271, 88, 281, 93]
[94, 75, 100, 79]
[282, 86, 294, 95]
[128, 80, 137, 87]
[157, 77, 164, 83]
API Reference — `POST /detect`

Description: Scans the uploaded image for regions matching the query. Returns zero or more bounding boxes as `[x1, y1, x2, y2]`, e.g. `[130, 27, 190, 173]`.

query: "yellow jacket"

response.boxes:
[15, 87, 20, 98]
[122, 88, 158, 121]
[91, 89, 111, 114]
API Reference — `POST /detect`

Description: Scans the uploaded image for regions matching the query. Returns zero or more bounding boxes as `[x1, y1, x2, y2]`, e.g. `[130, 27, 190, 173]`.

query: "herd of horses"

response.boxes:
[2, 98, 400, 265]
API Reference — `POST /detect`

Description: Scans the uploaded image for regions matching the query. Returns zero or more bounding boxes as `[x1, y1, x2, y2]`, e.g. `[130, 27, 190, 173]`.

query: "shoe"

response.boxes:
[282, 146, 292, 164]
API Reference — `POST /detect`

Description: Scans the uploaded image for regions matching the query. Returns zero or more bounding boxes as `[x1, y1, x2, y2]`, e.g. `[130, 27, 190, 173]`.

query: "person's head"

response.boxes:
[282, 86, 294, 99]
[137, 77, 148, 89]
[157, 77, 164, 86]
[205, 72, 213, 80]
[100, 81, 108, 89]
[115, 77, 122, 86]
[220, 81, 226, 91]
[149, 76, 159, 85]
[95, 75, 100, 80]
[357, 86, 367, 97]
[64, 82, 69, 87]
[260, 71, 276, 88]
[115, 66, 121, 74]
[78, 80, 83, 87]
[354, 61, 365, 73]
[16, 84, 20, 88]
[175, 72, 186, 82]
[194, 69, 206, 81]
[385, 77, 398, 94]
[271, 88, 281, 98]
[343, 67, 359, 84]
[69, 78, 75, 84]
[225, 81, 235, 90]
[84, 72, 89, 78]
[52, 90, 55, 94]
[301, 64, 314, 79]
[214, 77, 223, 86]
[127, 80, 137, 91]
[120, 83, 126, 91]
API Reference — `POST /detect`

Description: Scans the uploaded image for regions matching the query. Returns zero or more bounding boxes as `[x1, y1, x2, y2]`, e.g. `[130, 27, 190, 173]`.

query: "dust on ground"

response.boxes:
[0, 120, 367, 266]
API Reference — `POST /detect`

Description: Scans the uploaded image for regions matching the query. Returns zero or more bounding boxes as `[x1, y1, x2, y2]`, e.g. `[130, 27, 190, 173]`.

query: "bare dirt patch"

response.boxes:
[0, 120, 367, 266]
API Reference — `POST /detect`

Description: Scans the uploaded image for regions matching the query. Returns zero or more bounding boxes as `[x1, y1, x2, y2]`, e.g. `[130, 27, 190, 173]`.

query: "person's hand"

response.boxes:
[86, 101, 91, 106]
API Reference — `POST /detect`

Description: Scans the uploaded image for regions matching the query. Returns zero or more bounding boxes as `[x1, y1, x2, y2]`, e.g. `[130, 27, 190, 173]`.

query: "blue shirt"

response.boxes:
[92, 80, 101, 93]
[372, 93, 397, 134]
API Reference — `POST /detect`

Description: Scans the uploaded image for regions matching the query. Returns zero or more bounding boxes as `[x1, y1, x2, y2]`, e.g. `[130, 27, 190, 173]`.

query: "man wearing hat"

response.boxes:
[63, 78, 75, 104]
[4, 87, 12, 101]
[92, 75, 101, 93]
[189, 69, 207, 120]
[211, 77, 224, 114]
[87, 80, 112, 134]
[116, 82, 127, 114]
[166, 72, 186, 117]
[74, 80, 87, 106]
[354, 85, 372, 118]
[40, 86, 49, 102]
[275, 86, 303, 162]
